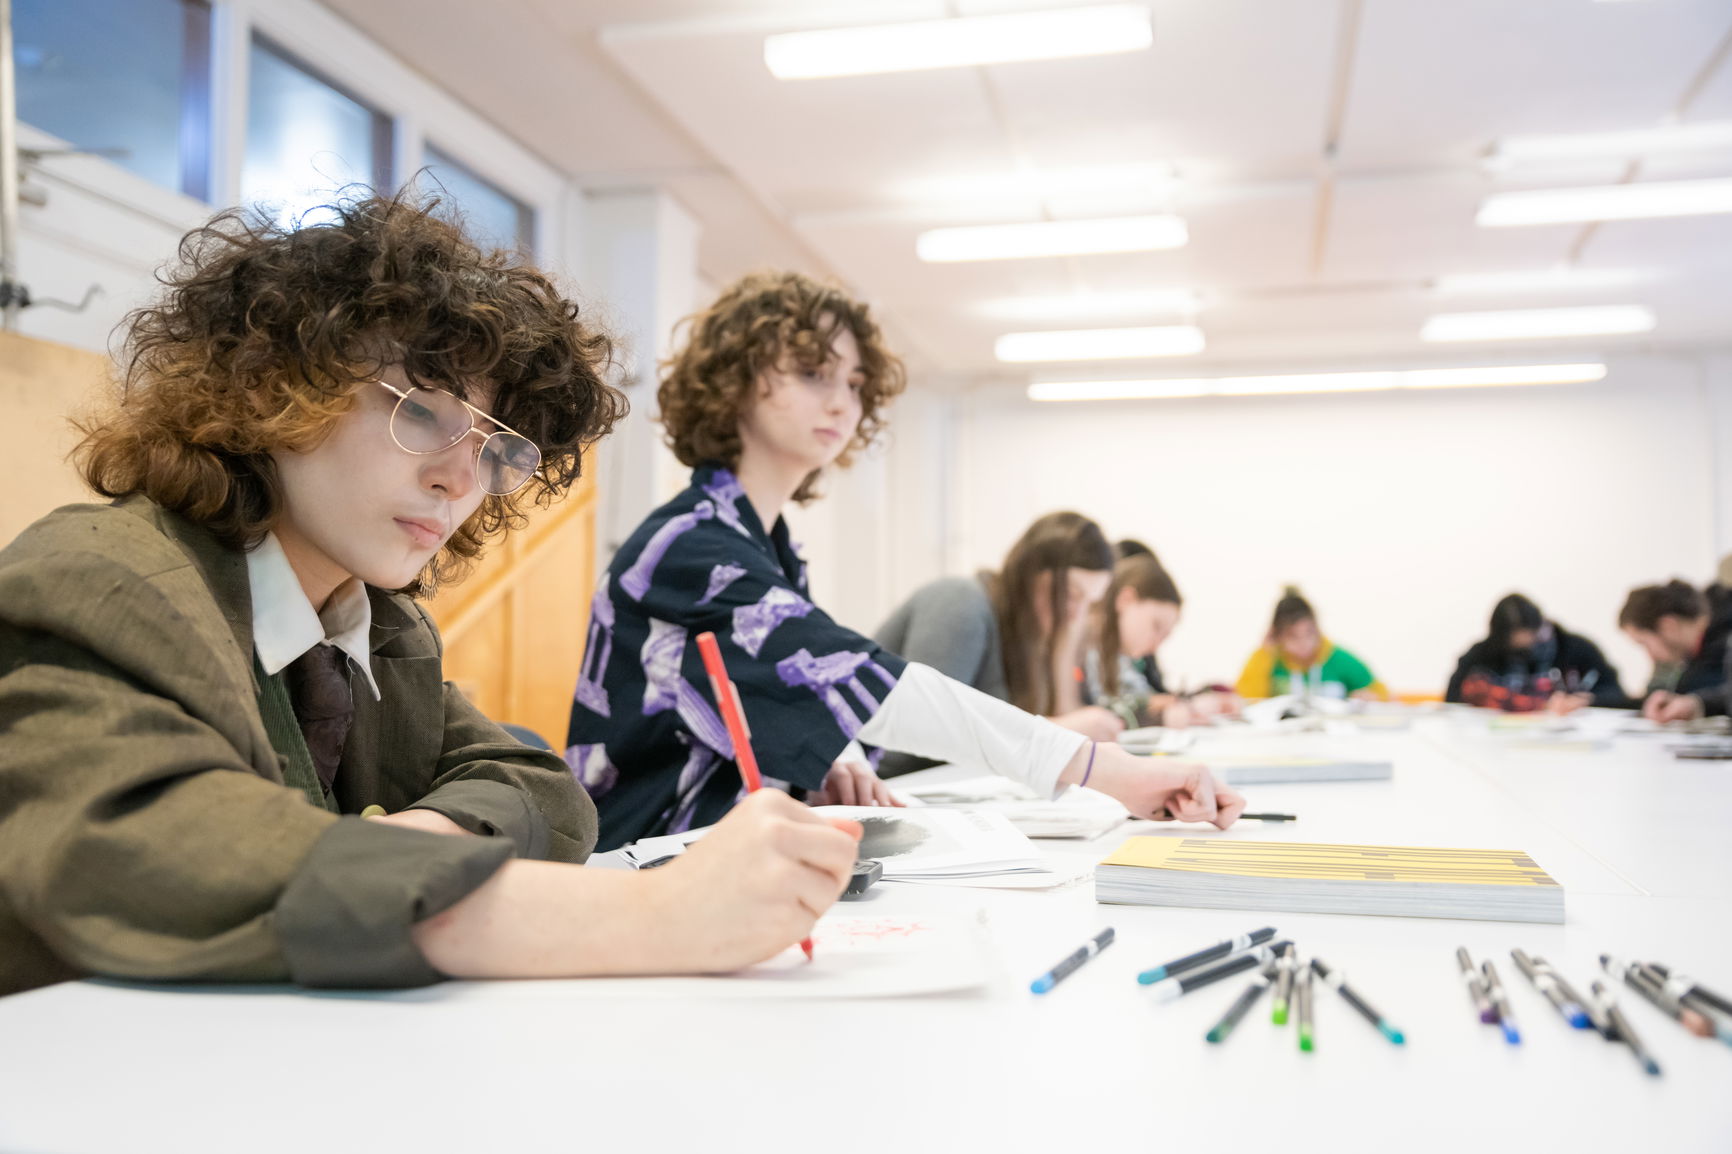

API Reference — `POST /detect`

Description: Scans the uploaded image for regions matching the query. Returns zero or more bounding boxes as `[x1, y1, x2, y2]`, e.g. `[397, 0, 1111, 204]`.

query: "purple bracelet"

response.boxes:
[1080, 741, 1097, 789]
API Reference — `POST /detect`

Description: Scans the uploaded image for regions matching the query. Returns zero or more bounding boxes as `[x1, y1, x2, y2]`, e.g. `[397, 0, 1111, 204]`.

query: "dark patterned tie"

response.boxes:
[284, 644, 354, 793]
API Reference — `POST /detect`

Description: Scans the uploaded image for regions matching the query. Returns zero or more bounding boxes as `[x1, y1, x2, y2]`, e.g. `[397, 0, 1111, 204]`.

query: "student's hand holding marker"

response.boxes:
[1545, 691, 1594, 716]
[647, 790, 863, 970]
[1063, 743, 1246, 829]
[1643, 689, 1704, 723]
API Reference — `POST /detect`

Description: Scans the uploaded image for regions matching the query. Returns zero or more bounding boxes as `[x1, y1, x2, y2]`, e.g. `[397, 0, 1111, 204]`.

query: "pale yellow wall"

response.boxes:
[0, 331, 106, 543]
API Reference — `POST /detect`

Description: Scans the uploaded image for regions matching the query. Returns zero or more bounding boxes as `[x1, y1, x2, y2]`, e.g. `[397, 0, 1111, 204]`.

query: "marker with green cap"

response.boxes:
[1270, 942, 1297, 1025]
[1296, 956, 1315, 1052]
[1311, 957, 1406, 1045]
[1205, 958, 1279, 1044]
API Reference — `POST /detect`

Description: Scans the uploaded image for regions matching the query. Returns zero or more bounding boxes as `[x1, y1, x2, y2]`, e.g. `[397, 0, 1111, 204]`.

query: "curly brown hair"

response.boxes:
[656, 270, 906, 502]
[74, 190, 627, 593]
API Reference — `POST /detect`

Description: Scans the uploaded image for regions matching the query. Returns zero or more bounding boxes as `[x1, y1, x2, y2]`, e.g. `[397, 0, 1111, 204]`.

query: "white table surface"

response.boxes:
[3, 712, 1729, 1153]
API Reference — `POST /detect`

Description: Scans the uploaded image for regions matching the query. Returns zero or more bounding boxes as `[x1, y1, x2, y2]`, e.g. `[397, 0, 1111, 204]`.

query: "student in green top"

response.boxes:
[1235, 586, 1388, 701]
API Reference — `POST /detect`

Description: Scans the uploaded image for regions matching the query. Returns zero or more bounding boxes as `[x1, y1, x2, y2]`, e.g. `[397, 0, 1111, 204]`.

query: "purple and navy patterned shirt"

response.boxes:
[565, 465, 907, 851]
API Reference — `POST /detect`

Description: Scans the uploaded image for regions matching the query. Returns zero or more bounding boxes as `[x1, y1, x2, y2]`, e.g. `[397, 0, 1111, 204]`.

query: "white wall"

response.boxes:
[928, 354, 1725, 696]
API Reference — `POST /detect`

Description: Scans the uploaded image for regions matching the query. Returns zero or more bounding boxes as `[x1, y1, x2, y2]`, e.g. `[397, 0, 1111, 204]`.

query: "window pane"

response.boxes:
[424, 145, 535, 256]
[14, 0, 211, 197]
[241, 38, 391, 225]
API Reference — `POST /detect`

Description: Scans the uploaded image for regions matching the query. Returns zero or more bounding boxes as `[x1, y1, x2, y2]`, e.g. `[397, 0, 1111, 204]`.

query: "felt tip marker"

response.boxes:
[1512, 949, 1591, 1029]
[1640, 963, 1732, 1047]
[1144, 941, 1291, 1004]
[1030, 927, 1115, 994]
[1206, 958, 1279, 1044]
[1456, 947, 1497, 1024]
[1481, 959, 1521, 1045]
[1296, 958, 1315, 1052]
[1647, 962, 1732, 1018]
[1591, 980, 1661, 1077]
[1603, 955, 1716, 1039]
[1271, 941, 1297, 1025]
[1137, 926, 1277, 985]
[1312, 957, 1405, 1045]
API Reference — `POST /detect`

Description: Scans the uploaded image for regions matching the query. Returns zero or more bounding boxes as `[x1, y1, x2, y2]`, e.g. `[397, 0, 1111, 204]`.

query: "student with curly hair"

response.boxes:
[566, 271, 1244, 851]
[1619, 579, 1732, 721]
[0, 195, 864, 999]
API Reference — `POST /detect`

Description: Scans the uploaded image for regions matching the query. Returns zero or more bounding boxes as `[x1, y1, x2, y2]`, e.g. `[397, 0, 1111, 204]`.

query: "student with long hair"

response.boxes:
[0, 196, 865, 998]
[1083, 550, 1231, 728]
[1446, 593, 1627, 713]
[1619, 580, 1732, 721]
[1235, 587, 1387, 701]
[567, 271, 1244, 849]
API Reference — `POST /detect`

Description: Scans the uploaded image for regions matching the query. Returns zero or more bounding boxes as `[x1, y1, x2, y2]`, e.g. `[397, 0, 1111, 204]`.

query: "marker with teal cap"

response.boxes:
[1206, 958, 1279, 1043]
[1311, 957, 1407, 1045]
[1030, 927, 1115, 994]
[1136, 926, 1276, 985]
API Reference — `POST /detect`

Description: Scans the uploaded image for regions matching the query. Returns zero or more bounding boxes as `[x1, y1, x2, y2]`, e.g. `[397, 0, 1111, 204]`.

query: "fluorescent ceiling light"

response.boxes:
[1421, 306, 1655, 342]
[764, 4, 1153, 80]
[918, 215, 1187, 262]
[1491, 121, 1732, 165]
[977, 290, 1200, 322]
[996, 325, 1203, 362]
[1027, 363, 1607, 402]
[1432, 268, 1648, 295]
[1478, 179, 1732, 226]
[895, 163, 1175, 205]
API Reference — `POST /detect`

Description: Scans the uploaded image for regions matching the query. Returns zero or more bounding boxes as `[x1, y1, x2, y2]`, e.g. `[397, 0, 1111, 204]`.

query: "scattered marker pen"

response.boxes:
[1603, 955, 1715, 1039]
[1591, 979, 1661, 1077]
[1030, 927, 1115, 995]
[1296, 957, 1315, 1052]
[1271, 942, 1297, 1025]
[1648, 962, 1732, 1018]
[1144, 941, 1291, 1003]
[1481, 959, 1521, 1045]
[1456, 947, 1497, 1024]
[1137, 926, 1276, 985]
[1512, 949, 1591, 1029]
[1312, 957, 1406, 1045]
[1238, 813, 1297, 822]
[1207, 958, 1279, 1043]
[1638, 963, 1732, 1047]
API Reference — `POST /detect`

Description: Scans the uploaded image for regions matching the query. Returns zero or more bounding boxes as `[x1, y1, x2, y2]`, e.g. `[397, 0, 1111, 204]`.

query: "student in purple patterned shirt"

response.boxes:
[566, 271, 1244, 852]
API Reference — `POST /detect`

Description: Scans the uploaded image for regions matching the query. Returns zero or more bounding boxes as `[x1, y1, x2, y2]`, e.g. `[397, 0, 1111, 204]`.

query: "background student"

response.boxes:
[1082, 549, 1233, 729]
[566, 271, 1243, 849]
[1446, 593, 1628, 713]
[1236, 586, 1388, 701]
[0, 196, 863, 999]
[875, 511, 1126, 745]
[1619, 580, 1732, 721]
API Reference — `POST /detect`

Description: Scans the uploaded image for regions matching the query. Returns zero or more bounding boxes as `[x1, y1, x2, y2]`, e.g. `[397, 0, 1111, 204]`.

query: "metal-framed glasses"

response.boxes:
[374, 380, 541, 496]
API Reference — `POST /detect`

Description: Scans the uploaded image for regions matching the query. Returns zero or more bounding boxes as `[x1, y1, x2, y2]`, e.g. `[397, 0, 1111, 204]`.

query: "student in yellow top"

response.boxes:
[1235, 587, 1388, 701]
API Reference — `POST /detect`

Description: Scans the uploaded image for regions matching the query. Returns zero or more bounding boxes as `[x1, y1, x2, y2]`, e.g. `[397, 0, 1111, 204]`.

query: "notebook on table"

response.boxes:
[1095, 836, 1564, 923]
[1196, 755, 1393, 785]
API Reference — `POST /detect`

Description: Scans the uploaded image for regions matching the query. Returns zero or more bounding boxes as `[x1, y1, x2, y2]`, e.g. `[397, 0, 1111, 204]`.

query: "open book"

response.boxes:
[897, 776, 1131, 840]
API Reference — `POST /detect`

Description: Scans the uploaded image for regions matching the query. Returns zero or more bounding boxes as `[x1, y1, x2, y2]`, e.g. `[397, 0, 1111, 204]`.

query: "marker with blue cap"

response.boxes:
[1031, 927, 1115, 994]
[1481, 959, 1522, 1045]
[1512, 948, 1592, 1029]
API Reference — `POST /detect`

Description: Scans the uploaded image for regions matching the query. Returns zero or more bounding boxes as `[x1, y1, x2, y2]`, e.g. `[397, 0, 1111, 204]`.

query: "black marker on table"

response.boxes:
[1238, 812, 1297, 822]
[1647, 962, 1732, 1018]
[1137, 926, 1276, 985]
[1512, 949, 1591, 1029]
[1144, 940, 1292, 1004]
[1206, 958, 1279, 1044]
[1311, 957, 1406, 1045]
[1591, 980, 1661, 1076]
[1030, 927, 1115, 994]
[1481, 959, 1521, 1044]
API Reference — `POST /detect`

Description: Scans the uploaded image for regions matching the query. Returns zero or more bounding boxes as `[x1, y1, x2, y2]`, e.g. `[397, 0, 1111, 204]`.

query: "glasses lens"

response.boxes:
[391, 387, 473, 453]
[478, 432, 541, 495]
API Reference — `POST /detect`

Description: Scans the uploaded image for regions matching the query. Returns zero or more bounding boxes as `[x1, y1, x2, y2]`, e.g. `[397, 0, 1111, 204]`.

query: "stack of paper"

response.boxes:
[1197, 755, 1393, 785]
[898, 776, 1131, 840]
[1096, 836, 1564, 923]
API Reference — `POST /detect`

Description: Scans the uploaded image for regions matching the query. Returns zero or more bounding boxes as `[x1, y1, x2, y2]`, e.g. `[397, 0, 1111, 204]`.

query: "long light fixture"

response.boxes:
[894, 162, 1175, 206]
[1489, 121, 1732, 166]
[764, 4, 1153, 80]
[1432, 268, 1648, 295]
[1027, 363, 1608, 402]
[918, 214, 1187, 262]
[977, 289, 1200, 322]
[996, 325, 1204, 362]
[1478, 179, 1732, 226]
[1421, 306, 1655, 342]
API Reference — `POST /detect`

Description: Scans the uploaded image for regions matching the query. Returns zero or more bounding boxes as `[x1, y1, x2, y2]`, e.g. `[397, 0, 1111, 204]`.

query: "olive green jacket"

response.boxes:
[0, 497, 596, 997]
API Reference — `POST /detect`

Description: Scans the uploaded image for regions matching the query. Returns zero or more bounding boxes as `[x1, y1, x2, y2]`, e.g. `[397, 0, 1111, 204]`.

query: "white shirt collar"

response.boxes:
[245, 531, 382, 701]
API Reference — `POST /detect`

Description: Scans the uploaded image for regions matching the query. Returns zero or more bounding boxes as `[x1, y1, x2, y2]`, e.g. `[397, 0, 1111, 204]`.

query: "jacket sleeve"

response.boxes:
[1445, 650, 1476, 704]
[398, 604, 597, 863]
[876, 580, 998, 688]
[0, 623, 513, 990]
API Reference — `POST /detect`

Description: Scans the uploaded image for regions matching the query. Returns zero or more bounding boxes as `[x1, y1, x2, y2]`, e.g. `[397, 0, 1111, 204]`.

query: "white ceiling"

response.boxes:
[322, 0, 1732, 383]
